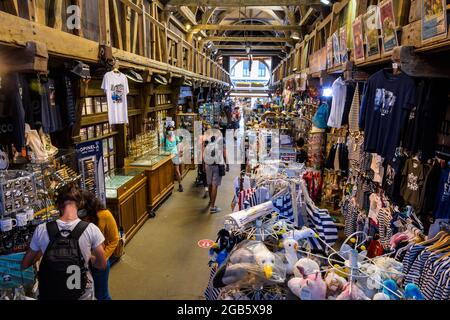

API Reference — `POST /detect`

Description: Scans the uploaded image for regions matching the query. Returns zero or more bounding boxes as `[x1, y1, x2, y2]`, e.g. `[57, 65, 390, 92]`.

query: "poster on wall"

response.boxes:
[326, 37, 333, 69]
[76, 139, 106, 205]
[364, 6, 381, 57]
[421, 0, 448, 44]
[379, 0, 399, 53]
[340, 26, 348, 63]
[353, 16, 365, 62]
[332, 31, 341, 66]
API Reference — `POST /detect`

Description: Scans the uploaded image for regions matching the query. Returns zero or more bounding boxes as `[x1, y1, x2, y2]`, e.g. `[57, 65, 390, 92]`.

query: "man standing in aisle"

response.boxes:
[204, 123, 229, 214]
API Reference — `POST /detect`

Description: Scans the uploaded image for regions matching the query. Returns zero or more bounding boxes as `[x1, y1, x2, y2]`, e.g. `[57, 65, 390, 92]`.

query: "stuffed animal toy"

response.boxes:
[373, 257, 404, 283]
[403, 283, 425, 300]
[373, 292, 390, 300]
[280, 238, 299, 275]
[228, 241, 285, 281]
[288, 272, 327, 300]
[382, 279, 400, 300]
[358, 264, 383, 299]
[336, 282, 370, 300]
[293, 258, 321, 278]
[283, 227, 316, 241]
[324, 271, 348, 298]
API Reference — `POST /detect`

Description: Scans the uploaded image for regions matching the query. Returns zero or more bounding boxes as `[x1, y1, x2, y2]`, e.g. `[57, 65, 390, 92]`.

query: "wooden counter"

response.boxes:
[127, 155, 175, 213]
[106, 171, 148, 243]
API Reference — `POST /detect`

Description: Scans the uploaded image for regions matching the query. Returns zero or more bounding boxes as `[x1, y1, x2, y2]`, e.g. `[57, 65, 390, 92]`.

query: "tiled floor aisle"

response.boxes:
[109, 165, 239, 300]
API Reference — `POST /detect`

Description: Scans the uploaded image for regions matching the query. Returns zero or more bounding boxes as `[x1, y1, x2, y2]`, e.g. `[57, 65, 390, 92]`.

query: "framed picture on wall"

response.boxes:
[340, 26, 348, 63]
[332, 31, 341, 66]
[364, 6, 381, 57]
[327, 37, 333, 69]
[380, 0, 399, 53]
[421, 0, 448, 44]
[353, 16, 365, 62]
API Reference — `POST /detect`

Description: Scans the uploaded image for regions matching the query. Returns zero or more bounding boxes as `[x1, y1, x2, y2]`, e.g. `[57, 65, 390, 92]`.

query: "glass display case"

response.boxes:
[128, 149, 172, 168]
[105, 168, 145, 199]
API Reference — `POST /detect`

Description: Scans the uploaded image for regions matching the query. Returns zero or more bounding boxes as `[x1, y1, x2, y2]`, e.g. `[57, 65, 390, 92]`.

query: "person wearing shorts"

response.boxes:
[204, 130, 228, 214]
[164, 126, 183, 192]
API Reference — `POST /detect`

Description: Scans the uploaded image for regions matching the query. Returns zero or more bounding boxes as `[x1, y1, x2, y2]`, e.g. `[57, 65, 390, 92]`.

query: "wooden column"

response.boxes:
[99, 0, 111, 46]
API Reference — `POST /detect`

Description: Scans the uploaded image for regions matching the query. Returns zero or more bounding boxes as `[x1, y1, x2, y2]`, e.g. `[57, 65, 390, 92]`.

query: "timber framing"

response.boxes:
[192, 24, 302, 32]
[0, 7, 229, 86]
[168, 0, 322, 6]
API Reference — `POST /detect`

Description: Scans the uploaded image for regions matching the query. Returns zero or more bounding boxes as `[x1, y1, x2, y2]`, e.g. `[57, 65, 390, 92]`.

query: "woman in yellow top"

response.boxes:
[80, 191, 119, 300]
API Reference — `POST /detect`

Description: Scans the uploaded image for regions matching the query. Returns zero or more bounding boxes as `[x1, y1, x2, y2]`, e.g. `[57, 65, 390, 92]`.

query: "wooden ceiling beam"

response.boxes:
[192, 25, 302, 32]
[205, 36, 291, 42]
[215, 45, 285, 50]
[168, 0, 321, 6]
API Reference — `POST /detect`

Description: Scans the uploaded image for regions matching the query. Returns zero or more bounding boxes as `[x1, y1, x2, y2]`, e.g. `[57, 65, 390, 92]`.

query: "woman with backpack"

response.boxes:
[21, 184, 106, 300]
[80, 191, 119, 300]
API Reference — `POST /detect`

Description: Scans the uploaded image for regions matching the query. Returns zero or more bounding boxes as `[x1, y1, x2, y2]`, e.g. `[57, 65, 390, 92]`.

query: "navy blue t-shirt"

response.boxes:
[434, 168, 450, 220]
[360, 70, 416, 160]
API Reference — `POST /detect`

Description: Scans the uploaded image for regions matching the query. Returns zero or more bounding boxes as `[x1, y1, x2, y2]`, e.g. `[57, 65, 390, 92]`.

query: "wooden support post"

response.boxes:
[73, 0, 83, 37]
[164, 23, 169, 63]
[99, 0, 111, 46]
[392, 46, 450, 78]
[51, 0, 63, 30]
[124, 3, 132, 52]
[131, 0, 142, 54]
[35, 0, 46, 25]
[3, 0, 19, 16]
[141, 3, 148, 57]
[111, 0, 123, 49]
[26, 0, 36, 21]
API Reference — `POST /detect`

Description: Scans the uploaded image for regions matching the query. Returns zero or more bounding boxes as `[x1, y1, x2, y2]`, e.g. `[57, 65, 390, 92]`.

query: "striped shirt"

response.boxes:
[429, 258, 450, 300]
[418, 253, 443, 298]
[402, 244, 425, 275]
[378, 208, 393, 250]
[273, 193, 294, 222]
[305, 202, 338, 250]
[433, 259, 450, 300]
[405, 250, 432, 285]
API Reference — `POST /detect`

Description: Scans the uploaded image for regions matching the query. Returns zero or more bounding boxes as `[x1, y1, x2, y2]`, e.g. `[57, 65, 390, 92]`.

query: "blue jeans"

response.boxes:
[92, 259, 112, 300]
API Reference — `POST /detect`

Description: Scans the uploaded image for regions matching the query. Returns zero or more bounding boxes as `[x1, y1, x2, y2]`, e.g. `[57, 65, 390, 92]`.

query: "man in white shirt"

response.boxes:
[22, 185, 106, 300]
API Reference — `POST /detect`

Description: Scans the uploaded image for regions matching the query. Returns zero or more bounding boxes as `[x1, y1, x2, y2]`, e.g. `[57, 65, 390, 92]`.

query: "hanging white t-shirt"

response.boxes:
[101, 71, 129, 125]
[327, 77, 347, 128]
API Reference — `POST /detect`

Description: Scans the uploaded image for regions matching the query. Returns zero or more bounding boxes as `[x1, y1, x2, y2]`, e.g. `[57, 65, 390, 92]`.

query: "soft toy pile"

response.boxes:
[206, 227, 426, 300]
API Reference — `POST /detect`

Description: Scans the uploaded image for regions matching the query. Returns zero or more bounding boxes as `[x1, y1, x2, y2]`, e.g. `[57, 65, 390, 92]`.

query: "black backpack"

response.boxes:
[38, 220, 90, 300]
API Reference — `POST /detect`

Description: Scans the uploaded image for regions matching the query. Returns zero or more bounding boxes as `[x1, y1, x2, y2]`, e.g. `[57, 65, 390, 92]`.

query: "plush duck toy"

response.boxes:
[229, 241, 277, 280]
[281, 238, 299, 275]
[283, 227, 316, 242]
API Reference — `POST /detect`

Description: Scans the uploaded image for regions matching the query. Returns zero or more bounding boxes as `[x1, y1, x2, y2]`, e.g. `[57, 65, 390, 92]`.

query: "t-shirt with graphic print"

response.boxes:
[101, 71, 129, 125]
[433, 167, 450, 220]
[400, 158, 424, 209]
[359, 69, 416, 160]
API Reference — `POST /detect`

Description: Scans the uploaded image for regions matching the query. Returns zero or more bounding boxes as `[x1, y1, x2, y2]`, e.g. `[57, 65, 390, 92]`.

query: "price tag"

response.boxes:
[198, 239, 215, 249]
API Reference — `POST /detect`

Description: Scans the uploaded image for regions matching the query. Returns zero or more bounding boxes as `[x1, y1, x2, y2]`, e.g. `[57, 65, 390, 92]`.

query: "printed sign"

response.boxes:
[421, 0, 448, 43]
[380, 0, 399, 53]
[76, 139, 106, 205]
[364, 6, 381, 57]
[353, 16, 365, 62]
